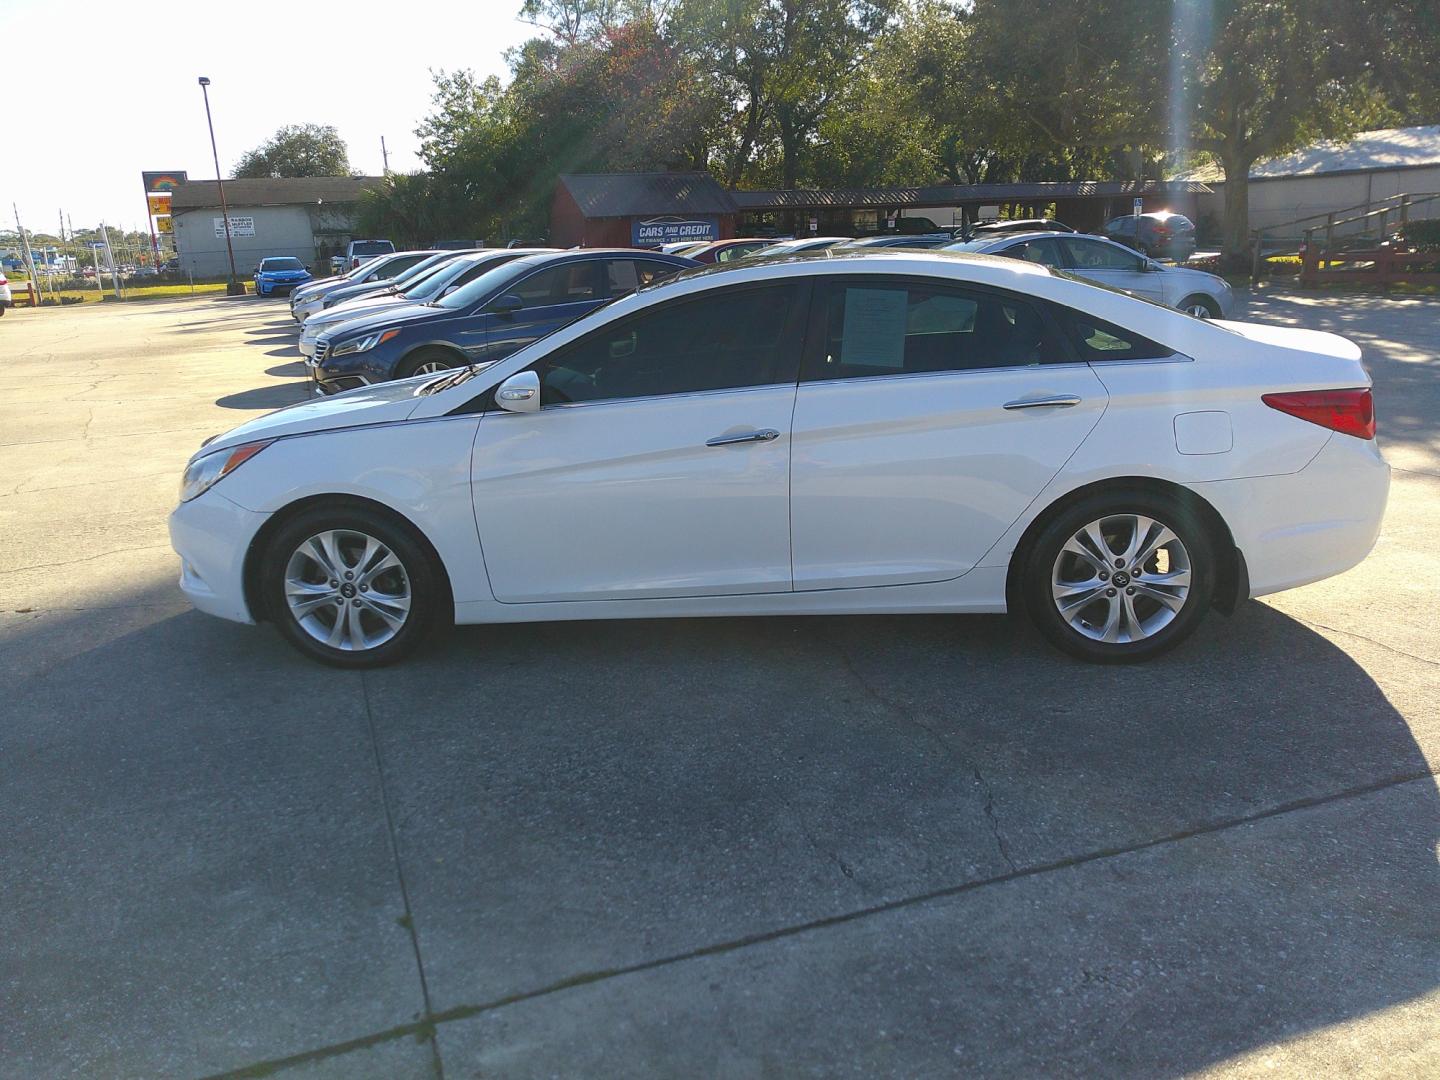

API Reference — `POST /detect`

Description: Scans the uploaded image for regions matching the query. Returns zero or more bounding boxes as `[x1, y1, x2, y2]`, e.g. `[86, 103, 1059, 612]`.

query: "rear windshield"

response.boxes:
[351, 241, 394, 256]
[261, 258, 304, 271]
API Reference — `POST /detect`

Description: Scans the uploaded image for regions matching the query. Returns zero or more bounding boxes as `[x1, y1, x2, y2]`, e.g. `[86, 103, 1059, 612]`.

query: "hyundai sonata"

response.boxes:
[171, 251, 1388, 667]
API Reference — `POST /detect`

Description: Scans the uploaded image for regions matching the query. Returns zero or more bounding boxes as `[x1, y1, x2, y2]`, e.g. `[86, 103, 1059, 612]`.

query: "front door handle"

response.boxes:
[706, 428, 780, 447]
[1003, 395, 1082, 410]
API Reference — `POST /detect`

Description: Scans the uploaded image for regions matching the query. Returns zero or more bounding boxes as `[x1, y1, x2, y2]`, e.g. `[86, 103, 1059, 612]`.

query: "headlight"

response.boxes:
[179, 440, 273, 503]
[330, 328, 401, 358]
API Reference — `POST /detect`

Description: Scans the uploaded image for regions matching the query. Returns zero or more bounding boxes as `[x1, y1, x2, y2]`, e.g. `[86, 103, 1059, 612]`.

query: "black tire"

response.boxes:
[394, 348, 458, 380]
[1022, 489, 1215, 664]
[260, 504, 446, 668]
[1177, 294, 1221, 319]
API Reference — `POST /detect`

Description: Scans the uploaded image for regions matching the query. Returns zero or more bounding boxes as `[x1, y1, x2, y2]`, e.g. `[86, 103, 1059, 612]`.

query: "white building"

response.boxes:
[1180, 125, 1440, 239]
[170, 176, 383, 277]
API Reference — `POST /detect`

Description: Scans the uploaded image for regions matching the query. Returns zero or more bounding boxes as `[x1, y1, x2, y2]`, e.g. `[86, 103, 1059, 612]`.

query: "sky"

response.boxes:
[1, 0, 537, 235]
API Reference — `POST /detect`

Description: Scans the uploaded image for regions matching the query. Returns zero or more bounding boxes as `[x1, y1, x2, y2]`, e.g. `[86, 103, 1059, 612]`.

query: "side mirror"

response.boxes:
[489, 292, 524, 315]
[495, 370, 540, 413]
[253, 266, 260, 274]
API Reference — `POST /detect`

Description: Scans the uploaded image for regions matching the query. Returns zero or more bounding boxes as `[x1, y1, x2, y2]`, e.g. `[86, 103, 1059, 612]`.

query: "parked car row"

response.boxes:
[176, 243, 1388, 670]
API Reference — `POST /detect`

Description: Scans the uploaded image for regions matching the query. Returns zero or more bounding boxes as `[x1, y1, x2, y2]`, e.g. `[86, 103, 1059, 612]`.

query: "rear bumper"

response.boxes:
[1197, 433, 1390, 598]
[168, 491, 271, 624]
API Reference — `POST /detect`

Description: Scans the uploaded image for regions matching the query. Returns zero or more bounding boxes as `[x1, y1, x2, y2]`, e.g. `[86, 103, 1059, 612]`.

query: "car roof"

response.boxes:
[500, 248, 700, 273]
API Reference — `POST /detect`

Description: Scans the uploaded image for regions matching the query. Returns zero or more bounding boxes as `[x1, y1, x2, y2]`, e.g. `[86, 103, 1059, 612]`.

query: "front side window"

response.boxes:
[1063, 238, 1144, 271]
[507, 262, 599, 308]
[533, 283, 804, 405]
[808, 282, 1058, 380]
[375, 253, 428, 279]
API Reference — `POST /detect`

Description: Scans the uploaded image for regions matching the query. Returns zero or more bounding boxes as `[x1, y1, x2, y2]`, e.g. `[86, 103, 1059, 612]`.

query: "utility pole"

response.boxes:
[13, 203, 41, 299]
[198, 76, 244, 294]
[381, 135, 390, 174]
[99, 221, 122, 300]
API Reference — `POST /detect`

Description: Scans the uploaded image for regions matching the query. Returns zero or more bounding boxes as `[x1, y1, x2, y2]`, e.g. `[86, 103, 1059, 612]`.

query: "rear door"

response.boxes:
[1059, 237, 1164, 302]
[789, 277, 1108, 590]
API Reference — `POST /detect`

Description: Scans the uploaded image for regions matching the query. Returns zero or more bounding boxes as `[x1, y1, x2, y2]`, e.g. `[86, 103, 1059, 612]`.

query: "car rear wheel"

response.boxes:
[261, 505, 444, 667]
[1023, 491, 1214, 664]
[1178, 294, 1220, 318]
[396, 348, 457, 379]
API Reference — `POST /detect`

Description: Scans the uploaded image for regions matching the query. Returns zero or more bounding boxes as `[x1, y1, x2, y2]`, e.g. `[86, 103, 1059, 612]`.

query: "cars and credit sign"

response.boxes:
[632, 216, 718, 246]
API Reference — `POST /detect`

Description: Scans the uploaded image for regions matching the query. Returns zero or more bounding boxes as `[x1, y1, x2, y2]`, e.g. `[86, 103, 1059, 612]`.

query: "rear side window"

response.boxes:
[1005, 237, 1066, 268]
[1061, 311, 1171, 361]
[807, 282, 1060, 380]
[605, 259, 681, 298]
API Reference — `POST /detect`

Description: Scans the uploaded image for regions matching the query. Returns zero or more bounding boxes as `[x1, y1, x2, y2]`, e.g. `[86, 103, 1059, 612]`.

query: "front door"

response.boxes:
[472, 281, 810, 603]
[1060, 236, 1165, 302]
[790, 278, 1108, 590]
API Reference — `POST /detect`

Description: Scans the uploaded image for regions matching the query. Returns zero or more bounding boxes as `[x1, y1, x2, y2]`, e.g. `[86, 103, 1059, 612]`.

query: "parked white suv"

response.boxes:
[344, 239, 395, 270]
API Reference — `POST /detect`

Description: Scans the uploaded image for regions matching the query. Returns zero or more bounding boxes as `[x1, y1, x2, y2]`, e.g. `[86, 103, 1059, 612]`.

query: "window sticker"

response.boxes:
[840, 288, 909, 368]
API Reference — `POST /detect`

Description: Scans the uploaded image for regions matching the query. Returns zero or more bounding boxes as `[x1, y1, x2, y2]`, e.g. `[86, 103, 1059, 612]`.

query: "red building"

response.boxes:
[550, 173, 739, 248]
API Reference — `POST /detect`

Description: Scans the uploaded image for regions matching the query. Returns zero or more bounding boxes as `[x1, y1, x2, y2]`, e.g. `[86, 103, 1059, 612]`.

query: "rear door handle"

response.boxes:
[1003, 395, 1083, 410]
[706, 429, 780, 447]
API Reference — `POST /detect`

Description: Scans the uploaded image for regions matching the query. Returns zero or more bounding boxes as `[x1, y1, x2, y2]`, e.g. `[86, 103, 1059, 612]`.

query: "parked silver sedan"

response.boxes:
[943, 232, 1233, 318]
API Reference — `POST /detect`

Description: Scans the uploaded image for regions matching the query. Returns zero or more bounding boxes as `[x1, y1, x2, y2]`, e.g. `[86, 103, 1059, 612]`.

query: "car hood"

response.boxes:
[291, 274, 346, 298]
[318, 302, 441, 342]
[310, 294, 414, 327]
[196, 378, 433, 458]
[1210, 320, 1363, 362]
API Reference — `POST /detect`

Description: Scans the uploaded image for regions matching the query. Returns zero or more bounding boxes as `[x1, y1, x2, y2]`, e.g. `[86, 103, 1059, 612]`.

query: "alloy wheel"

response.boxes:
[1050, 513, 1192, 644]
[415, 359, 452, 375]
[283, 529, 412, 651]
[1185, 302, 1212, 318]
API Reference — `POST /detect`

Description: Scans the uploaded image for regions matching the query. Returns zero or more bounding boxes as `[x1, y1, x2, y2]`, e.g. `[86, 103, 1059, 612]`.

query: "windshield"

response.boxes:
[434, 258, 536, 310]
[750, 238, 835, 257]
[387, 252, 454, 287]
[351, 241, 393, 257]
[941, 240, 994, 252]
[261, 258, 304, 271]
[403, 254, 504, 301]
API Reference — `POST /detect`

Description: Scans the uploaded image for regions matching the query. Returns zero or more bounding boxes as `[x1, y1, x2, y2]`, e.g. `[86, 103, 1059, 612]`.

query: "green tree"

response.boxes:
[234, 124, 353, 179]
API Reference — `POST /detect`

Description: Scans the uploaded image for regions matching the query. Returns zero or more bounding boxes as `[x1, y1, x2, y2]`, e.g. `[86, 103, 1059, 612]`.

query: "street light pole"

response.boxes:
[198, 76, 245, 295]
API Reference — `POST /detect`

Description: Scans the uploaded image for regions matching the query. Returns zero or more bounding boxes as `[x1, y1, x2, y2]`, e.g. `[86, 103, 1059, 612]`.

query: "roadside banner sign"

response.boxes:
[631, 216, 718, 247]
[214, 215, 255, 238]
[147, 193, 171, 216]
[155, 215, 173, 235]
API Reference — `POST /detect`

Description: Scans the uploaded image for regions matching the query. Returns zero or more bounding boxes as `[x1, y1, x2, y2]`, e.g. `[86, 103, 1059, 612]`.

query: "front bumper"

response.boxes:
[168, 490, 272, 624]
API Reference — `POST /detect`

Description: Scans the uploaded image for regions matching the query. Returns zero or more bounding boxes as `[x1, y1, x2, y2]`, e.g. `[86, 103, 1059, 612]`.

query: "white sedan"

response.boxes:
[170, 251, 1388, 667]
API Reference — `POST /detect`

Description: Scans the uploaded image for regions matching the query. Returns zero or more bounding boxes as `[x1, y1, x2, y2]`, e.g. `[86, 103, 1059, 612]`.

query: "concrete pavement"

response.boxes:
[1, 289, 1436, 1077]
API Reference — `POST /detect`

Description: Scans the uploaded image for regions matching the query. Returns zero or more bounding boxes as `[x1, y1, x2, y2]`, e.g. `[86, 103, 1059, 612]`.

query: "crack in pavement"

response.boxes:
[1290, 614, 1440, 668]
[825, 627, 1019, 874]
[0, 544, 172, 575]
[200, 768, 1440, 1080]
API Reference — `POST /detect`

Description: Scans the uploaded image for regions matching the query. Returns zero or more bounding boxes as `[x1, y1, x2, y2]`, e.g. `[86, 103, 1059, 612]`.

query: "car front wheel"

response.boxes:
[261, 505, 444, 667]
[1178, 294, 1220, 318]
[1023, 492, 1214, 664]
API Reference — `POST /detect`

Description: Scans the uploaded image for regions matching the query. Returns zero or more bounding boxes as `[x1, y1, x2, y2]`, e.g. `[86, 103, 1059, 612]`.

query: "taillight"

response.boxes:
[1263, 388, 1375, 439]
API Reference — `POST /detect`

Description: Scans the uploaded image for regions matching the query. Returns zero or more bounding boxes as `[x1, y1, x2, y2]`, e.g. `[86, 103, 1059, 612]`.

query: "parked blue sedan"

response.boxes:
[308, 249, 697, 394]
[253, 257, 313, 297]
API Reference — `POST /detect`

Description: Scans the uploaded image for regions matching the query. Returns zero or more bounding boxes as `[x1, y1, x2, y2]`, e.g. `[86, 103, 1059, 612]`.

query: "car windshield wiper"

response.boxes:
[421, 366, 480, 395]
